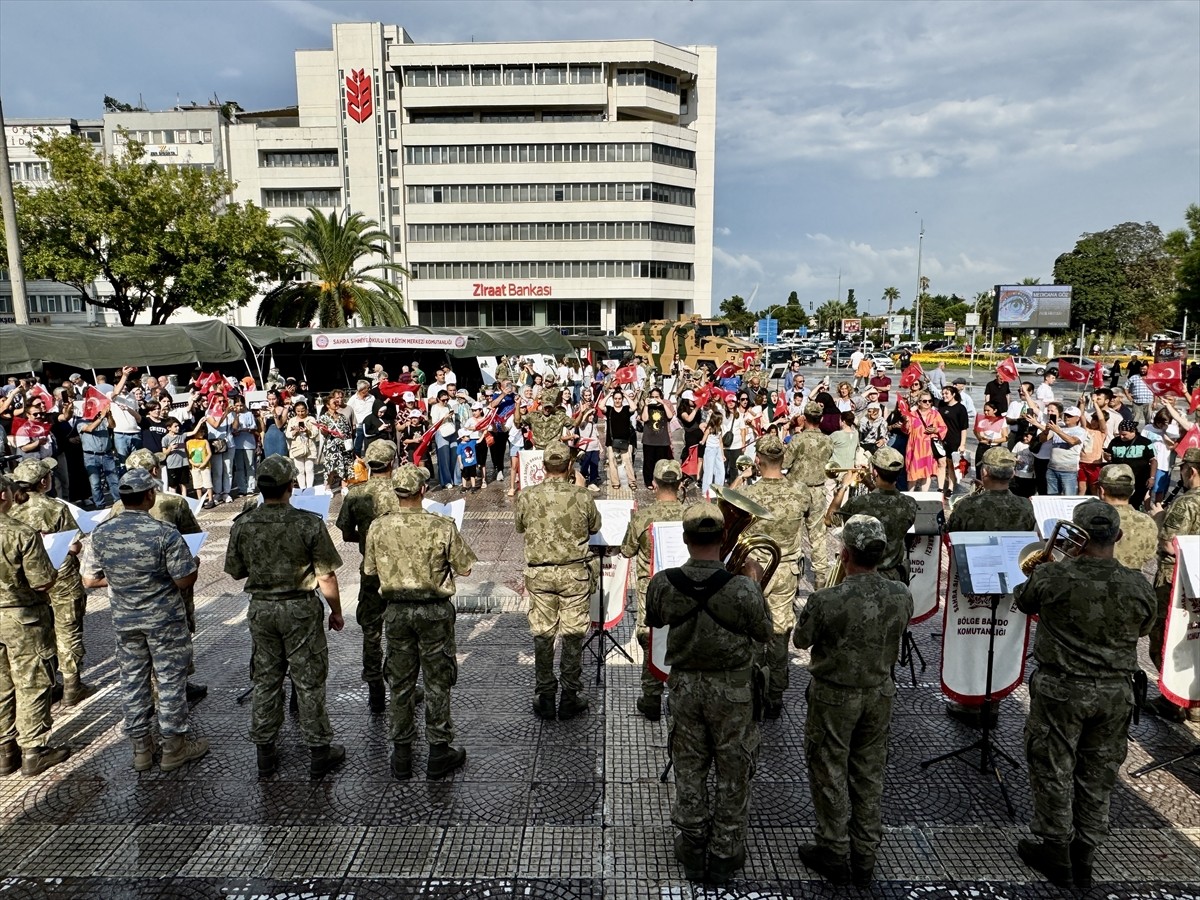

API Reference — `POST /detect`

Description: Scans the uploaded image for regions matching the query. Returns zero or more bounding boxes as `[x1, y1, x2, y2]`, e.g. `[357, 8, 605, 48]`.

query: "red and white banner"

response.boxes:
[908, 534, 941, 624]
[590, 554, 630, 630]
[518, 449, 545, 489]
[310, 332, 468, 351]
[1160, 535, 1200, 708]
[646, 520, 688, 681]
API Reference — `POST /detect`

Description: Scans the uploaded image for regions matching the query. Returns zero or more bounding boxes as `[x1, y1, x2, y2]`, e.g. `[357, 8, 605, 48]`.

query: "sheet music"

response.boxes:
[963, 545, 1006, 594]
[952, 531, 1035, 594]
[64, 503, 112, 535]
[184, 495, 204, 515]
[183, 533, 208, 556]
[590, 499, 635, 547]
[649, 521, 688, 573]
[41, 530, 79, 569]
[1030, 495, 1090, 539]
[1176, 536, 1200, 598]
[423, 498, 466, 531]
[255, 492, 333, 521]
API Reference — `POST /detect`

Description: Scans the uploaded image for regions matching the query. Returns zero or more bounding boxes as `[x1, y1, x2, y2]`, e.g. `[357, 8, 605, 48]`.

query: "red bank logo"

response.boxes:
[345, 69, 373, 123]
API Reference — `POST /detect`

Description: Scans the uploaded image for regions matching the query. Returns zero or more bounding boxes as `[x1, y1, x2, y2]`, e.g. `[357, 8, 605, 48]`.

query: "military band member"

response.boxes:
[1014, 500, 1155, 889]
[828, 447, 917, 584]
[784, 401, 834, 589]
[739, 433, 812, 717]
[81, 469, 207, 773]
[1097, 464, 1159, 573]
[364, 464, 476, 780]
[9, 459, 94, 705]
[337, 439, 401, 714]
[515, 396, 580, 449]
[944, 447, 1037, 534]
[0, 473, 70, 777]
[645, 502, 772, 885]
[515, 441, 601, 720]
[619, 458, 686, 721]
[794, 515, 913, 887]
[224, 456, 347, 780]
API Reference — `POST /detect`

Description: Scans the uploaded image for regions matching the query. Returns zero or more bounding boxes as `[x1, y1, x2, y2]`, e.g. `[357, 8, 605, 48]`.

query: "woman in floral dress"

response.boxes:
[317, 389, 354, 488]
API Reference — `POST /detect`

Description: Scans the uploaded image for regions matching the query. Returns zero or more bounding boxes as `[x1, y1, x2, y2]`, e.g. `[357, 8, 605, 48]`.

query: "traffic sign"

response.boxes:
[756, 317, 779, 346]
[943, 320, 957, 337]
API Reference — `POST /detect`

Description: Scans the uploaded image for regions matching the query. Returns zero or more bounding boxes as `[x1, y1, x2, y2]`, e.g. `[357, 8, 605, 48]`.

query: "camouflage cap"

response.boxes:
[756, 433, 785, 459]
[257, 455, 298, 489]
[803, 401, 824, 418]
[1072, 498, 1121, 543]
[842, 514, 887, 552]
[653, 458, 682, 484]
[118, 468, 157, 495]
[364, 439, 397, 468]
[1183, 448, 1200, 466]
[736, 455, 754, 470]
[542, 442, 571, 467]
[391, 463, 428, 497]
[1097, 463, 1135, 487]
[125, 448, 165, 471]
[981, 447, 1017, 474]
[682, 502, 725, 537]
[870, 446, 905, 472]
[11, 457, 56, 486]
[0, 473, 13, 493]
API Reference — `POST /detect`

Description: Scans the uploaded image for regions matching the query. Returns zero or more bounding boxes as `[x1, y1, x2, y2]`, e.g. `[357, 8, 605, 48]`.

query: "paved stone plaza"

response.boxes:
[1, 485, 1198, 899]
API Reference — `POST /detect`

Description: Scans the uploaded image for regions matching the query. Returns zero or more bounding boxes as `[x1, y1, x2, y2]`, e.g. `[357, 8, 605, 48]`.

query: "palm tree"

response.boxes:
[882, 286, 900, 315]
[256, 207, 409, 327]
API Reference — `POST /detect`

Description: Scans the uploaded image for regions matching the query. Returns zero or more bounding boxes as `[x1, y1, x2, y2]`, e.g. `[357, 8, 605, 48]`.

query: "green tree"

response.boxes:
[814, 299, 855, 334]
[1166, 203, 1200, 324]
[882, 286, 900, 314]
[6, 132, 283, 325]
[1020, 276, 1042, 285]
[718, 294, 756, 333]
[256, 208, 409, 328]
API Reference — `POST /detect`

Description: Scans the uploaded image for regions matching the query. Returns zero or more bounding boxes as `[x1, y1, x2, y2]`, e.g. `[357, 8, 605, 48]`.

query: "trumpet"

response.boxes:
[1018, 520, 1090, 576]
[711, 485, 782, 588]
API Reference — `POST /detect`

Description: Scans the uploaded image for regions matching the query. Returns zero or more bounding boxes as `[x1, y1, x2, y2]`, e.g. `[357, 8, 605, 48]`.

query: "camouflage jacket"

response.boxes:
[1113, 504, 1158, 574]
[111, 491, 202, 535]
[741, 477, 812, 559]
[645, 558, 772, 670]
[337, 475, 400, 556]
[946, 489, 1037, 533]
[364, 506, 476, 600]
[0, 512, 55, 608]
[529, 411, 573, 448]
[515, 478, 601, 566]
[620, 498, 687, 604]
[9, 493, 82, 602]
[837, 489, 918, 576]
[225, 503, 343, 600]
[794, 572, 913, 688]
[1157, 487, 1200, 587]
[82, 509, 196, 631]
[785, 430, 832, 486]
[1014, 556, 1155, 677]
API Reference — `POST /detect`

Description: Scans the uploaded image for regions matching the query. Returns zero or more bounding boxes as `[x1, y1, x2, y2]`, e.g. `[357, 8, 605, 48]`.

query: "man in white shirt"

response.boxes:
[1035, 373, 1056, 406]
[345, 379, 377, 456]
[928, 362, 947, 395]
[1045, 404, 1087, 495]
[849, 348, 867, 389]
[426, 370, 449, 401]
[951, 378, 976, 424]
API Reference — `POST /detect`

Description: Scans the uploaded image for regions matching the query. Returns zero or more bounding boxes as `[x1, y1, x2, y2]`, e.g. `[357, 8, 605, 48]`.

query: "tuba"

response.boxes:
[1018, 520, 1090, 576]
[711, 485, 782, 588]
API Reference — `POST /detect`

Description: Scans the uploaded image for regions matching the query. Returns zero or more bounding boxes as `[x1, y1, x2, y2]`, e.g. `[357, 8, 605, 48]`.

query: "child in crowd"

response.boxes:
[1011, 430, 1037, 498]
[186, 428, 215, 508]
[162, 418, 190, 497]
[458, 403, 485, 493]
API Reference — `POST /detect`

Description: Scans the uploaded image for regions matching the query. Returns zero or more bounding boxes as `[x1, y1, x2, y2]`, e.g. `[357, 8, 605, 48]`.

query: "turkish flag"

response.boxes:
[996, 357, 1019, 384]
[1092, 362, 1104, 389]
[1143, 360, 1186, 398]
[741, 350, 757, 371]
[896, 397, 910, 417]
[1188, 385, 1200, 414]
[412, 414, 451, 467]
[206, 393, 228, 419]
[681, 444, 700, 477]
[1175, 424, 1200, 456]
[16, 418, 50, 441]
[714, 386, 738, 406]
[28, 384, 56, 410]
[82, 386, 110, 419]
[899, 363, 924, 389]
[774, 394, 788, 420]
[377, 380, 411, 400]
[1056, 359, 1090, 384]
[713, 361, 739, 381]
[613, 365, 638, 385]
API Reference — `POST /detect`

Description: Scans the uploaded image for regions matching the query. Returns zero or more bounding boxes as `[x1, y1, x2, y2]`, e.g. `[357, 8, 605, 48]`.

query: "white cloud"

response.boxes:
[713, 245, 764, 275]
[715, 226, 732, 237]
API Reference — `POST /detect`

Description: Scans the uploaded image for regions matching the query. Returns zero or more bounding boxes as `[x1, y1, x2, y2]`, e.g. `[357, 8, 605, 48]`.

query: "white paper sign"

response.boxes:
[1030, 495, 1091, 540]
[907, 534, 941, 624]
[589, 552, 630, 629]
[41, 530, 79, 569]
[518, 450, 545, 489]
[65, 502, 112, 535]
[291, 493, 332, 520]
[183, 533, 208, 556]
[647, 521, 689, 681]
[590, 499, 635, 547]
[185, 494, 204, 516]
[423, 498, 465, 531]
[1160, 535, 1200, 707]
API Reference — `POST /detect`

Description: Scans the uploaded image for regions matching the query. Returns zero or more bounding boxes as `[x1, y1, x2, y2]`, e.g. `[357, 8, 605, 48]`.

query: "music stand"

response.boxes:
[1131, 745, 1200, 778]
[900, 503, 944, 686]
[920, 570, 1021, 818]
[583, 545, 635, 684]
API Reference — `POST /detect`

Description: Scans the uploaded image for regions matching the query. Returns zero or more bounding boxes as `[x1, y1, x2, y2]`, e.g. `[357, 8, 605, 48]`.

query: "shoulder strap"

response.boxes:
[663, 568, 738, 631]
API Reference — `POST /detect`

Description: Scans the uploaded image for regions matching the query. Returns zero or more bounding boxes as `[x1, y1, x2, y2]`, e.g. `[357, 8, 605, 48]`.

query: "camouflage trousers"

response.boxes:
[116, 621, 193, 738]
[635, 629, 664, 701]
[804, 676, 896, 861]
[1150, 581, 1171, 673]
[0, 604, 56, 750]
[385, 599, 457, 746]
[49, 590, 86, 678]
[759, 632, 792, 705]
[802, 486, 832, 588]
[526, 563, 596, 698]
[357, 573, 386, 684]
[247, 594, 334, 748]
[667, 667, 760, 860]
[1024, 668, 1132, 848]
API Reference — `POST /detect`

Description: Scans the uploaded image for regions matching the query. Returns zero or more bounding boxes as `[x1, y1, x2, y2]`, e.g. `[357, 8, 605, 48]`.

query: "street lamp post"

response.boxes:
[914, 217, 924, 342]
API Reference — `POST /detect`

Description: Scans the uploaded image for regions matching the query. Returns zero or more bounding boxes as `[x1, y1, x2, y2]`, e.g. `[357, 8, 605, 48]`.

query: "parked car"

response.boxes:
[996, 343, 1022, 355]
[1046, 356, 1111, 379]
[935, 344, 963, 354]
[870, 353, 894, 371]
[1011, 356, 1045, 375]
[922, 340, 950, 352]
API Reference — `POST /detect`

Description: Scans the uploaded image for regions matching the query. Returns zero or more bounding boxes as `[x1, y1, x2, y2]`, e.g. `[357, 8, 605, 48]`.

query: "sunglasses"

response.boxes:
[919, 399, 933, 404]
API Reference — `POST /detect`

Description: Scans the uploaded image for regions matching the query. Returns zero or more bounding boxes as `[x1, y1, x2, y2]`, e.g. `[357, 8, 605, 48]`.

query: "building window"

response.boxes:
[616, 68, 679, 93]
[388, 149, 398, 176]
[410, 112, 475, 124]
[405, 182, 694, 207]
[546, 301, 601, 329]
[541, 111, 604, 122]
[263, 188, 341, 208]
[503, 65, 533, 85]
[410, 260, 692, 281]
[472, 66, 501, 86]
[617, 300, 667, 330]
[569, 64, 603, 84]
[417, 300, 481, 328]
[480, 112, 535, 123]
[404, 141, 693, 168]
[387, 71, 397, 100]
[261, 150, 338, 167]
[438, 66, 469, 87]
[404, 67, 435, 87]
[535, 65, 568, 85]
[407, 221, 694, 243]
[26, 294, 84, 314]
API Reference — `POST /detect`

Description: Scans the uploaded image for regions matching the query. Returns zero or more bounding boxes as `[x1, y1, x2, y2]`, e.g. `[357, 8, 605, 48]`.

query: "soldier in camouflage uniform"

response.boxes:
[0, 473, 70, 778]
[115, 448, 207, 702]
[1096, 464, 1159, 573]
[1014, 500, 1156, 889]
[515, 397, 579, 449]
[515, 442, 601, 720]
[81, 470, 208, 772]
[224, 455, 348, 780]
[1150, 446, 1200, 722]
[829, 447, 918, 584]
[620, 458, 686, 720]
[945, 447, 1037, 533]
[794, 515, 914, 887]
[9, 459, 94, 705]
[784, 402, 833, 588]
[337, 439, 401, 714]
[645, 502, 772, 885]
[740, 434, 812, 716]
[364, 464, 476, 780]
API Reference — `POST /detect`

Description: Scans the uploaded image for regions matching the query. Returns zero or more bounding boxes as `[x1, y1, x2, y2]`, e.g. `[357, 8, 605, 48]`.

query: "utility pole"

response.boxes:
[914, 217, 924, 342]
[0, 97, 30, 325]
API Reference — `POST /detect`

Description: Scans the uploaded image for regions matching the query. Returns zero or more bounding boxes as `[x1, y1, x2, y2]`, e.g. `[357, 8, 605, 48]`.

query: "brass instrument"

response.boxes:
[711, 485, 782, 587]
[1018, 520, 1090, 575]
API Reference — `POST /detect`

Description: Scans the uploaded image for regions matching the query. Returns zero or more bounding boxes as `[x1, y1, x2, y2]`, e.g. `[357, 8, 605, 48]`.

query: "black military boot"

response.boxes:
[256, 743, 278, 777]
[798, 843, 850, 885]
[557, 692, 589, 720]
[368, 680, 386, 714]
[20, 745, 71, 778]
[850, 851, 876, 887]
[636, 695, 661, 721]
[706, 846, 746, 885]
[763, 700, 784, 720]
[426, 742, 466, 779]
[309, 743, 346, 779]
[673, 834, 706, 882]
[1070, 839, 1095, 890]
[186, 682, 209, 704]
[532, 694, 557, 721]
[1017, 838, 1073, 888]
[61, 676, 96, 707]
[390, 742, 412, 780]
[0, 742, 19, 777]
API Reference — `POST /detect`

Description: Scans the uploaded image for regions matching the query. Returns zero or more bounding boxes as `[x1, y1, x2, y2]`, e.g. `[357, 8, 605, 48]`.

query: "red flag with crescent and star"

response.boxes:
[996, 357, 1019, 384]
[1055, 359, 1090, 384]
[1143, 360, 1186, 398]
[899, 363, 924, 389]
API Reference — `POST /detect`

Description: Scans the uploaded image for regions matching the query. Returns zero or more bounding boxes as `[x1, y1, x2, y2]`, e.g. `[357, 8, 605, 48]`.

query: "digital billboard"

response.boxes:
[994, 285, 1072, 329]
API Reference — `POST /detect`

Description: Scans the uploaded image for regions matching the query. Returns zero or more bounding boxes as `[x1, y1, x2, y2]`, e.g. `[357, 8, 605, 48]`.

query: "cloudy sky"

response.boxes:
[2, 0, 1197, 316]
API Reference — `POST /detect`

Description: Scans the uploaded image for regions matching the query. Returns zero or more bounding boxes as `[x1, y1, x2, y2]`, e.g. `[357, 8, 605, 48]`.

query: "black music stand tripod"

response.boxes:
[920, 572, 1020, 818]
[583, 545, 635, 684]
[898, 508, 943, 686]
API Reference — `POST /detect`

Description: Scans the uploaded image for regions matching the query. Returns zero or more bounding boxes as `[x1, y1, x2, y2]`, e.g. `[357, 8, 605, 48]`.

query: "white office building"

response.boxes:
[3, 22, 717, 331]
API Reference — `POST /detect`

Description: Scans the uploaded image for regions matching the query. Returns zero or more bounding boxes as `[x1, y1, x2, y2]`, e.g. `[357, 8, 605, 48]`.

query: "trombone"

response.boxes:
[1018, 520, 1090, 576]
